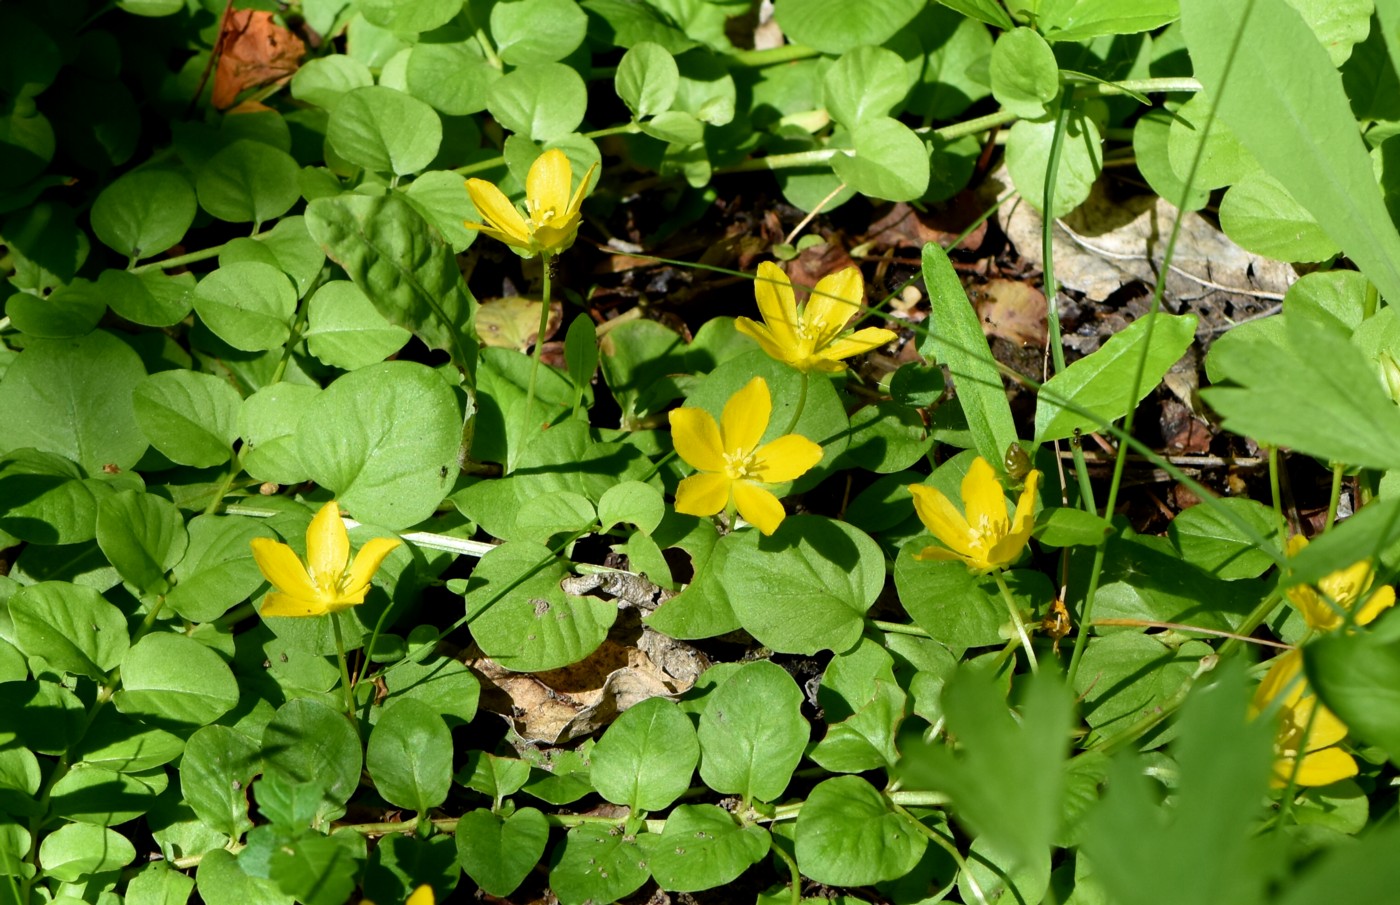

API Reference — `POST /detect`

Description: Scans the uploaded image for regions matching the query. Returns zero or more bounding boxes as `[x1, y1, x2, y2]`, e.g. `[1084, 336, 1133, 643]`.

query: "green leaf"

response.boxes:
[1038, 0, 1180, 42]
[179, 725, 260, 840]
[239, 383, 320, 486]
[73, 708, 183, 773]
[196, 140, 300, 226]
[823, 46, 911, 126]
[362, 834, 457, 905]
[463, 541, 616, 671]
[1276, 823, 1400, 905]
[1307, 623, 1400, 764]
[296, 361, 459, 530]
[1218, 170, 1340, 262]
[192, 262, 297, 352]
[794, 776, 926, 886]
[90, 168, 195, 259]
[1072, 633, 1213, 746]
[38, 823, 136, 882]
[10, 581, 129, 680]
[1035, 312, 1197, 442]
[114, 632, 239, 729]
[367, 697, 452, 813]
[515, 491, 595, 544]
[1005, 109, 1103, 216]
[261, 698, 363, 823]
[810, 636, 906, 773]
[1168, 497, 1283, 580]
[0, 448, 102, 544]
[305, 192, 477, 379]
[100, 269, 196, 328]
[96, 490, 187, 596]
[383, 654, 481, 726]
[49, 765, 164, 825]
[290, 55, 375, 110]
[935, 0, 1014, 29]
[696, 660, 807, 802]
[591, 697, 699, 812]
[597, 480, 665, 534]
[1180, 0, 1400, 304]
[1286, 0, 1373, 66]
[0, 680, 85, 755]
[990, 28, 1060, 118]
[830, 116, 930, 202]
[617, 42, 679, 118]
[404, 42, 499, 117]
[897, 548, 1052, 650]
[403, 169, 481, 252]
[304, 280, 412, 370]
[0, 747, 42, 818]
[222, 216, 326, 299]
[721, 515, 883, 655]
[1133, 108, 1210, 211]
[132, 370, 241, 467]
[775, 0, 926, 53]
[645, 804, 770, 892]
[455, 807, 549, 897]
[643, 529, 742, 640]
[196, 849, 293, 905]
[492, 0, 589, 65]
[1033, 506, 1113, 547]
[1283, 495, 1400, 587]
[458, 752, 530, 799]
[1165, 93, 1254, 191]
[918, 243, 1017, 469]
[127, 862, 197, 905]
[1284, 270, 1368, 333]
[548, 822, 651, 905]
[168, 515, 280, 622]
[267, 833, 362, 905]
[838, 402, 931, 474]
[328, 86, 442, 175]
[357, 0, 460, 32]
[0, 330, 148, 472]
[6, 280, 104, 340]
[487, 63, 588, 142]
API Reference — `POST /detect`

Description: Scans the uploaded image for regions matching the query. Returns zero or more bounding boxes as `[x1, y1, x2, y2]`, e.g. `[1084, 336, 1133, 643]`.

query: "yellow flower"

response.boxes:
[1252, 648, 1358, 788]
[463, 148, 597, 258]
[249, 500, 402, 617]
[361, 884, 434, 905]
[735, 262, 898, 373]
[670, 376, 823, 535]
[1285, 534, 1395, 632]
[908, 456, 1040, 572]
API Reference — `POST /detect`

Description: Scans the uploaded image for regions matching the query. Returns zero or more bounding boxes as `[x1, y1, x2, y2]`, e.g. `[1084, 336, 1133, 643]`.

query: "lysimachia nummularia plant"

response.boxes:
[5, 1, 1400, 904]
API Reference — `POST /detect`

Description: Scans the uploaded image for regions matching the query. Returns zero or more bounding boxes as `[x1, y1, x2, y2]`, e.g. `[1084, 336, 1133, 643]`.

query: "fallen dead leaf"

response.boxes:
[970, 278, 1047, 347]
[212, 9, 305, 111]
[476, 297, 562, 351]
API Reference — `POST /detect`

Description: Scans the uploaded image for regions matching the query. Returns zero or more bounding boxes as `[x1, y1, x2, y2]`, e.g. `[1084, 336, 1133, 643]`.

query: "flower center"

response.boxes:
[724, 448, 759, 481]
[967, 513, 1004, 553]
[525, 199, 557, 229]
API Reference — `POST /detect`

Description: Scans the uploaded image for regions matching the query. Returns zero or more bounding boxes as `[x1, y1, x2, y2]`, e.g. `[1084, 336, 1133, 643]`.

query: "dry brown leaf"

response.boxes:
[212, 9, 305, 111]
[971, 278, 1047, 347]
[860, 200, 984, 255]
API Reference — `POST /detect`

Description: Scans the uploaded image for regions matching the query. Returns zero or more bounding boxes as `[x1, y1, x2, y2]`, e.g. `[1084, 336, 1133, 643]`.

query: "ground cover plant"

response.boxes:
[6, 0, 1400, 903]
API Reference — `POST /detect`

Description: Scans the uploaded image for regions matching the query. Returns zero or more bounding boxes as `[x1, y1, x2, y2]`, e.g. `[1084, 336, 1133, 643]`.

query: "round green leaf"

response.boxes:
[491, 0, 589, 65]
[180, 725, 260, 844]
[328, 86, 442, 176]
[238, 383, 320, 486]
[196, 140, 300, 225]
[895, 547, 1037, 649]
[132, 370, 241, 467]
[990, 27, 1061, 119]
[591, 697, 699, 811]
[831, 115, 930, 202]
[405, 42, 499, 116]
[113, 632, 238, 728]
[0, 448, 101, 545]
[357, 0, 460, 33]
[1073, 633, 1214, 745]
[167, 515, 279, 623]
[0, 680, 85, 755]
[10, 581, 129, 680]
[304, 280, 411, 369]
[822, 46, 910, 126]
[548, 823, 651, 905]
[597, 480, 665, 534]
[839, 402, 931, 474]
[514, 490, 596, 543]
[192, 261, 296, 352]
[367, 697, 453, 813]
[0, 330, 148, 472]
[96, 489, 187, 595]
[1133, 108, 1210, 211]
[1307, 625, 1400, 764]
[463, 541, 617, 672]
[384, 654, 480, 726]
[645, 804, 770, 893]
[89, 169, 195, 260]
[486, 63, 587, 142]
[1219, 170, 1340, 263]
[0, 107, 54, 190]
[1168, 497, 1283, 580]
[403, 169, 480, 252]
[221, 216, 326, 299]
[455, 807, 549, 897]
[291, 55, 374, 110]
[696, 660, 807, 802]
[38, 824, 135, 882]
[48, 763, 165, 826]
[73, 708, 183, 773]
[6, 280, 104, 340]
[99, 269, 195, 328]
[261, 698, 363, 822]
[196, 848, 293, 905]
[775, 0, 925, 53]
[616, 42, 679, 118]
[1166, 92, 1253, 191]
[296, 360, 459, 530]
[0, 747, 42, 818]
[1006, 112, 1103, 216]
[794, 775, 926, 886]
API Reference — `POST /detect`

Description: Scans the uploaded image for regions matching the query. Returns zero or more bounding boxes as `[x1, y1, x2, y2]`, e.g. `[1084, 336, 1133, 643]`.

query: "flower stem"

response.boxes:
[511, 253, 554, 474]
[1325, 462, 1344, 531]
[780, 370, 810, 436]
[992, 570, 1038, 674]
[330, 612, 357, 729]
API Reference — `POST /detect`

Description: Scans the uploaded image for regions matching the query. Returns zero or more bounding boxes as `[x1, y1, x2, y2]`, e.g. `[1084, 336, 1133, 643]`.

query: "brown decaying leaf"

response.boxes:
[971, 278, 1047, 347]
[475, 297, 563, 351]
[212, 9, 305, 110]
[859, 198, 987, 255]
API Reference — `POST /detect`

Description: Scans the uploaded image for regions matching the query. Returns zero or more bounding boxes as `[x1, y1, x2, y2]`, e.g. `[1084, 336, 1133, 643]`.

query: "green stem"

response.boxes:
[768, 840, 804, 905]
[992, 569, 1038, 674]
[730, 43, 822, 67]
[1325, 463, 1344, 531]
[1217, 588, 1284, 661]
[870, 619, 933, 638]
[202, 455, 243, 516]
[511, 253, 554, 474]
[1269, 447, 1283, 528]
[891, 803, 990, 905]
[780, 371, 810, 435]
[331, 612, 357, 729]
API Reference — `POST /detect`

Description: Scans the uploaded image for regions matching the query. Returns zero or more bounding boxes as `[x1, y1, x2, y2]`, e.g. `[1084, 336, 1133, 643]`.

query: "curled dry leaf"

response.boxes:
[212, 9, 305, 110]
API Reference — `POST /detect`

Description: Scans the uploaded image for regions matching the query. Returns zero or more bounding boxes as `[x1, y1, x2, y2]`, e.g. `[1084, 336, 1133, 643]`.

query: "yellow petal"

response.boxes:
[1286, 533, 1309, 557]
[804, 266, 864, 349]
[342, 536, 403, 601]
[1254, 649, 1305, 710]
[259, 590, 329, 618]
[567, 160, 599, 215]
[406, 886, 435, 905]
[526, 149, 573, 221]
[1356, 585, 1396, 626]
[1288, 746, 1358, 787]
[670, 406, 728, 473]
[466, 179, 531, 244]
[735, 317, 791, 362]
[961, 457, 1009, 537]
[750, 434, 823, 484]
[721, 376, 771, 455]
[1299, 697, 1350, 751]
[532, 217, 582, 255]
[1288, 585, 1337, 631]
[675, 472, 732, 517]
[908, 484, 976, 558]
[912, 544, 971, 566]
[306, 500, 350, 584]
[461, 221, 533, 253]
[821, 327, 898, 363]
[250, 537, 320, 600]
[733, 480, 786, 535]
[754, 262, 801, 354]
